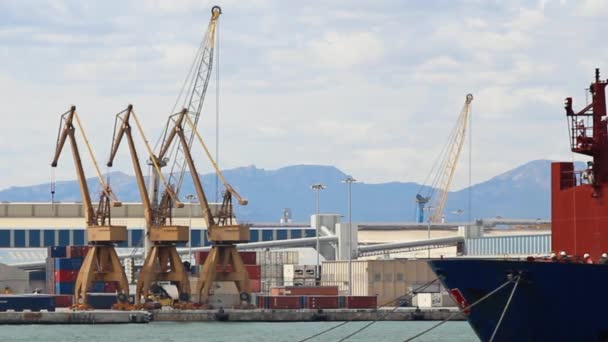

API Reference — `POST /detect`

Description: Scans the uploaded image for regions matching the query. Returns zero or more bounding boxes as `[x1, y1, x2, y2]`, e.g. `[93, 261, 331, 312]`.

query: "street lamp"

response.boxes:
[310, 183, 326, 283]
[342, 176, 356, 296]
[185, 194, 197, 264]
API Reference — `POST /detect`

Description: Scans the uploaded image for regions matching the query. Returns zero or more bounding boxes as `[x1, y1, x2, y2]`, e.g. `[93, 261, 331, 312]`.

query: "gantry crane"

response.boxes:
[107, 105, 190, 304]
[158, 109, 250, 303]
[148, 5, 222, 238]
[415, 94, 473, 223]
[51, 106, 129, 306]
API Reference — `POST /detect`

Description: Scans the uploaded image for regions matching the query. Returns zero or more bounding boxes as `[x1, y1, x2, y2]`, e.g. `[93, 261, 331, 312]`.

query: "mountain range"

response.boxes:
[0, 159, 580, 222]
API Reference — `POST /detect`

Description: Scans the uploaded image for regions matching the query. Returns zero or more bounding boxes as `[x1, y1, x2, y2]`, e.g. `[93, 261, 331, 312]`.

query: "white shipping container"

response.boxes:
[413, 293, 433, 308]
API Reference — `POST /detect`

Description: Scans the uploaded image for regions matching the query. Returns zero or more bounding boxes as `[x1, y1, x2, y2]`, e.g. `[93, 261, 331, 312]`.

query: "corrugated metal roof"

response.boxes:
[465, 233, 551, 256]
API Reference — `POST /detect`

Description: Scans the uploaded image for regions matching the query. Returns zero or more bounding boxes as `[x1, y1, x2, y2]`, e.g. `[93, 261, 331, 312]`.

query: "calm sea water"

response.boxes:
[0, 321, 477, 341]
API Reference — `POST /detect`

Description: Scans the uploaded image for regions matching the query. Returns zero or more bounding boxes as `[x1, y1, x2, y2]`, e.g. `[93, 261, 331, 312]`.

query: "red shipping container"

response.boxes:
[269, 296, 301, 309]
[272, 286, 339, 296]
[245, 265, 261, 279]
[195, 251, 210, 265]
[250, 279, 261, 293]
[54, 294, 73, 308]
[54, 270, 78, 282]
[66, 246, 90, 259]
[239, 252, 257, 265]
[104, 282, 118, 293]
[195, 251, 257, 265]
[257, 295, 268, 309]
[346, 296, 377, 309]
[215, 264, 234, 273]
[306, 296, 339, 309]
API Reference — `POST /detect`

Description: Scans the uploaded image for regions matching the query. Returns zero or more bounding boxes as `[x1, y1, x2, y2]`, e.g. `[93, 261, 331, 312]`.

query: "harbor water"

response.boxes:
[0, 321, 477, 341]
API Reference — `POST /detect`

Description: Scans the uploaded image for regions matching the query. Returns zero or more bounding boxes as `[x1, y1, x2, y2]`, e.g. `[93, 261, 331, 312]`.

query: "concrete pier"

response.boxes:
[0, 310, 151, 324]
[152, 307, 465, 322]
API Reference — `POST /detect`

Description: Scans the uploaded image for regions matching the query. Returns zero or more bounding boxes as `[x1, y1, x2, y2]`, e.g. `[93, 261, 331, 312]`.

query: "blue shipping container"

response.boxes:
[55, 282, 75, 295]
[87, 294, 116, 309]
[90, 282, 105, 293]
[0, 295, 55, 312]
[54, 258, 83, 271]
[48, 246, 66, 258]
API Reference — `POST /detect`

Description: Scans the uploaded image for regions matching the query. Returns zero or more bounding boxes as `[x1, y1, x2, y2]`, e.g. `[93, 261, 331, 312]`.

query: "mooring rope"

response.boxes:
[296, 278, 439, 342]
[489, 275, 520, 342]
[402, 275, 520, 342]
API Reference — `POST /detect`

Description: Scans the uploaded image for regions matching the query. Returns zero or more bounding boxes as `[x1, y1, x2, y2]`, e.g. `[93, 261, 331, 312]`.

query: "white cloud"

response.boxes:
[0, 0, 603, 196]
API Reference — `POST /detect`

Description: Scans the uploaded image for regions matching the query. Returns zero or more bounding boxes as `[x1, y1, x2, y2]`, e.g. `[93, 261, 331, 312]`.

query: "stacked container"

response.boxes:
[46, 245, 118, 296]
[257, 251, 299, 293]
[283, 265, 319, 286]
[193, 251, 262, 292]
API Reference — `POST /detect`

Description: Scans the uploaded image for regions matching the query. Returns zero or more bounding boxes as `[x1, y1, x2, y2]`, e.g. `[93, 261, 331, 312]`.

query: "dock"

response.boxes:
[0, 310, 151, 324]
[152, 307, 465, 322]
[0, 307, 463, 324]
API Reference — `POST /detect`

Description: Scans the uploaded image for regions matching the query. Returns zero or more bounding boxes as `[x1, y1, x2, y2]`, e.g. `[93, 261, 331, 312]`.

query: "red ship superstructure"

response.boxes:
[552, 68, 608, 257]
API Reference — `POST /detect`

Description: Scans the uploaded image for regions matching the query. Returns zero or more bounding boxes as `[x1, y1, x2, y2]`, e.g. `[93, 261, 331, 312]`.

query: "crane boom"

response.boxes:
[151, 6, 222, 207]
[428, 94, 473, 223]
[51, 106, 120, 226]
[415, 94, 473, 223]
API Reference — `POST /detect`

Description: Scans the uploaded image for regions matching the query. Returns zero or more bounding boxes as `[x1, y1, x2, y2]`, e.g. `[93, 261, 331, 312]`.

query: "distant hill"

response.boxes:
[0, 160, 584, 222]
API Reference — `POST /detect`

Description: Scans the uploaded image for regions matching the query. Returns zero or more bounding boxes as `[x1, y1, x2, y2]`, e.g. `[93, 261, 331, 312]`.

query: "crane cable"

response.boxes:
[402, 275, 520, 342]
[296, 278, 438, 342]
[214, 15, 220, 203]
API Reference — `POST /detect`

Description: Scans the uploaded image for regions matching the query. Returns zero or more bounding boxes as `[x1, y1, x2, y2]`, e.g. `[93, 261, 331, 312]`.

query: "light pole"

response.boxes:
[342, 176, 356, 296]
[185, 194, 196, 264]
[311, 183, 325, 284]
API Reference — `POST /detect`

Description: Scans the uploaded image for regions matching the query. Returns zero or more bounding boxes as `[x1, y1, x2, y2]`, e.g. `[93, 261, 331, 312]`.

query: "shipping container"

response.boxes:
[90, 282, 105, 293]
[321, 259, 435, 306]
[257, 251, 299, 265]
[250, 279, 261, 293]
[104, 282, 118, 293]
[195, 251, 257, 265]
[55, 282, 75, 295]
[87, 293, 117, 309]
[271, 286, 339, 296]
[54, 270, 78, 283]
[305, 296, 339, 309]
[345, 296, 377, 309]
[257, 295, 269, 309]
[0, 295, 55, 312]
[246, 265, 261, 279]
[53, 294, 73, 308]
[66, 245, 90, 259]
[269, 296, 301, 309]
[54, 258, 83, 271]
[48, 246, 66, 258]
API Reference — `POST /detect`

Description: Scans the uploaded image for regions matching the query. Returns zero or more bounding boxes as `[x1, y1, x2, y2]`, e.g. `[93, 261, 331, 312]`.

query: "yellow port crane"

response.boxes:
[107, 105, 190, 304]
[50, 106, 129, 306]
[416, 94, 473, 223]
[158, 109, 250, 303]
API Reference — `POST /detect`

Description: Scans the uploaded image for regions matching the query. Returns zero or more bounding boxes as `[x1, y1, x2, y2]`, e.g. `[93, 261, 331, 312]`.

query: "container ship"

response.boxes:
[429, 69, 608, 342]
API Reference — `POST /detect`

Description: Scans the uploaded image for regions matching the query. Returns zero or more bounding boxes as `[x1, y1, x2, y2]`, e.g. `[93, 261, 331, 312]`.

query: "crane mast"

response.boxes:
[416, 94, 473, 223]
[51, 106, 129, 307]
[149, 6, 222, 214]
[108, 105, 190, 304]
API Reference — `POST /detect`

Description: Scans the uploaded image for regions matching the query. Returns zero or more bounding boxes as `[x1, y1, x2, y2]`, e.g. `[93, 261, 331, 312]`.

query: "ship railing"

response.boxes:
[561, 169, 592, 187]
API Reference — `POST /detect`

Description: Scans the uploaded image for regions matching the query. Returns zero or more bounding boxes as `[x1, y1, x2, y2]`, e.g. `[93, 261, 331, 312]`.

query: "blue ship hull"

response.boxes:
[428, 259, 608, 342]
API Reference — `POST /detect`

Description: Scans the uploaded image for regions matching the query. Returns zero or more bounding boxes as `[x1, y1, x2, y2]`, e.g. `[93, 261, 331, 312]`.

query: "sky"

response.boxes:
[0, 0, 605, 191]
